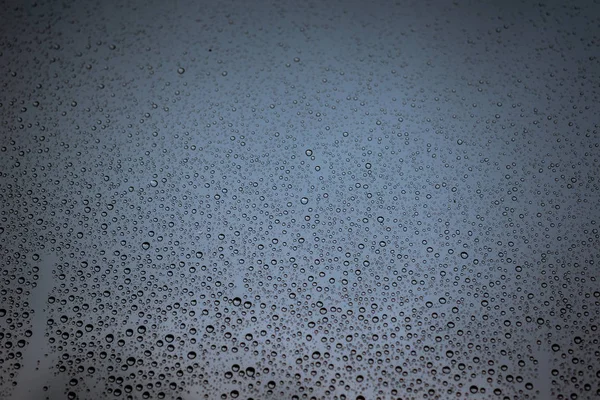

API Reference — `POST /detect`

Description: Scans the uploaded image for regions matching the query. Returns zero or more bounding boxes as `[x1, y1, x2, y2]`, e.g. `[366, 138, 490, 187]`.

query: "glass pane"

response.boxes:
[1, 0, 598, 399]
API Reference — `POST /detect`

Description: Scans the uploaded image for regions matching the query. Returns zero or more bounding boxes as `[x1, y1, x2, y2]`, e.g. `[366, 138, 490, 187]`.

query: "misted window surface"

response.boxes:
[1, 0, 599, 399]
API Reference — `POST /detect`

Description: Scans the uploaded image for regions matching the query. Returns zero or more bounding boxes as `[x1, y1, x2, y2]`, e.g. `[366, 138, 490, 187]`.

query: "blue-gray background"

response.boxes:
[1, 0, 599, 399]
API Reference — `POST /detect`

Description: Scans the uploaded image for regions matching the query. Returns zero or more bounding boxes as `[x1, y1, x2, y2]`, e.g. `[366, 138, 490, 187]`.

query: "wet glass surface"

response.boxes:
[1, 0, 599, 399]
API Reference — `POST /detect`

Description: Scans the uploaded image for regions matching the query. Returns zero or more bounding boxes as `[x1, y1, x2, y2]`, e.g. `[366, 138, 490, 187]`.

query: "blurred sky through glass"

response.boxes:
[1, 0, 599, 399]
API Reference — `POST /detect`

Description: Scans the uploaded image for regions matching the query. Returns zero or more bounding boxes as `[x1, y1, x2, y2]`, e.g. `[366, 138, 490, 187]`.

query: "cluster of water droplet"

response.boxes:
[1, 0, 599, 399]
